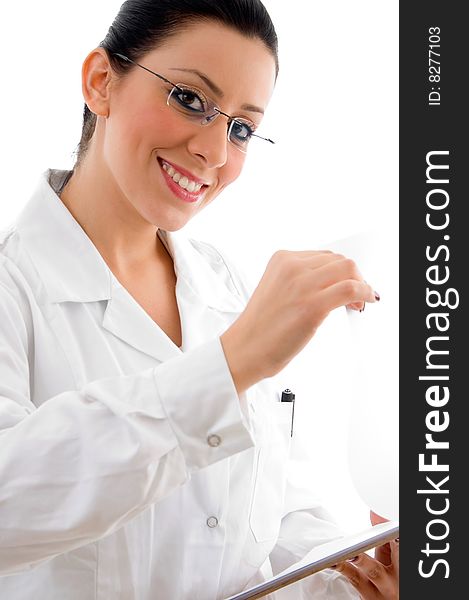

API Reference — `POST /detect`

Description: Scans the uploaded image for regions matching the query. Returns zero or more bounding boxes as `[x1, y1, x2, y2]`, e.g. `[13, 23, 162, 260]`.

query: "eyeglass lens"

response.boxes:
[167, 85, 255, 151]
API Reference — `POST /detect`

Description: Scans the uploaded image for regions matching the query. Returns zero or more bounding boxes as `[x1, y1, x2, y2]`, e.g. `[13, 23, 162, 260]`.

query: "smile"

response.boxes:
[160, 160, 205, 193]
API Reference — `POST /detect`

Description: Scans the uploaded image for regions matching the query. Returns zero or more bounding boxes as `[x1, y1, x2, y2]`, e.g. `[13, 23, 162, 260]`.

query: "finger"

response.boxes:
[290, 250, 336, 257]
[370, 511, 391, 565]
[375, 542, 392, 566]
[270, 251, 347, 279]
[307, 257, 365, 291]
[316, 279, 377, 314]
[349, 553, 396, 597]
[390, 538, 400, 575]
[296, 252, 346, 268]
[273, 249, 336, 261]
[352, 552, 388, 575]
[348, 287, 381, 311]
[347, 301, 366, 312]
[332, 559, 380, 597]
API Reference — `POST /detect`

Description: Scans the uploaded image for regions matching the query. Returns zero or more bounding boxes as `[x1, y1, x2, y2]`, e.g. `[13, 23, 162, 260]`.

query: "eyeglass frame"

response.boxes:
[111, 52, 275, 152]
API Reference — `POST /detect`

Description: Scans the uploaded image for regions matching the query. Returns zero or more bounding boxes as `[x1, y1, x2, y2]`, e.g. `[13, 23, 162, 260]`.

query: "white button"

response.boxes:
[207, 516, 219, 528]
[207, 434, 221, 447]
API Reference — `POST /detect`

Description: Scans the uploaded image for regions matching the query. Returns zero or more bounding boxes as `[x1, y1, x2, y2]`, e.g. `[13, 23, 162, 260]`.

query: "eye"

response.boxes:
[230, 119, 255, 144]
[171, 86, 207, 113]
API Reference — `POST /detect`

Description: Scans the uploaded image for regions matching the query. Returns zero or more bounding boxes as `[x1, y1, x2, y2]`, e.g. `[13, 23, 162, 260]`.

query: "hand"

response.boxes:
[332, 512, 399, 599]
[221, 250, 378, 394]
[332, 539, 399, 599]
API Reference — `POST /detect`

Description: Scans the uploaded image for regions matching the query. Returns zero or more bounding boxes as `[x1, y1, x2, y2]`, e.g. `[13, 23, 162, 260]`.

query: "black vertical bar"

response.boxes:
[400, 2, 465, 597]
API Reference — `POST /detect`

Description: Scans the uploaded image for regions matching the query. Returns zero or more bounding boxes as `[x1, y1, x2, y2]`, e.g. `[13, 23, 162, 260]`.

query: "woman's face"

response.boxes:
[98, 21, 277, 231]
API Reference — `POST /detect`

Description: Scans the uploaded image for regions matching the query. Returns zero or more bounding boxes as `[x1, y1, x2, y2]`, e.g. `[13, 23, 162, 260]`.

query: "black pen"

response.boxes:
[281, 388, 295, 437]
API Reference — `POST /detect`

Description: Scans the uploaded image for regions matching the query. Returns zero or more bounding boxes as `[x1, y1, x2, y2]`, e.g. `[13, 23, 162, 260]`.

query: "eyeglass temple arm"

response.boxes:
[213, 108, 275, 145]
[112, 53, 184, 93]
[253, 133, 275, 144]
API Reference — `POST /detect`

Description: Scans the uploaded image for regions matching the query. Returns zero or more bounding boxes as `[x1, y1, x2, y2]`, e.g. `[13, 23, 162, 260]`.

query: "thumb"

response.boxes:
[370, 510, 389, 526]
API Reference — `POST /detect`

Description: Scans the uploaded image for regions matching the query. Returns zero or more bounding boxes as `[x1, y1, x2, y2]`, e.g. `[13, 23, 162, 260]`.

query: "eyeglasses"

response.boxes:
[112, 53, 275, 153]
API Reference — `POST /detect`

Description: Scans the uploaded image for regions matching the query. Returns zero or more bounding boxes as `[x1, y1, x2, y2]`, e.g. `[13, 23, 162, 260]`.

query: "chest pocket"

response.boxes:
[249, 400, 293, 544]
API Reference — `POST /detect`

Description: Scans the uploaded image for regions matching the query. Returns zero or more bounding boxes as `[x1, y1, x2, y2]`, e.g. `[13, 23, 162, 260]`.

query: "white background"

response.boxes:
[0, 1, 398, 533]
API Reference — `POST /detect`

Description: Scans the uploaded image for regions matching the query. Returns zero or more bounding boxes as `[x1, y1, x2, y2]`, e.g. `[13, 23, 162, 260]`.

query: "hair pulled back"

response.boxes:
[74, 0, 278, 167]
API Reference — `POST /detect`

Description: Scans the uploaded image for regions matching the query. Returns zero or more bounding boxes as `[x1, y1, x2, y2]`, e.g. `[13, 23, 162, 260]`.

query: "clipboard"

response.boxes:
[225, 521, 399, 600]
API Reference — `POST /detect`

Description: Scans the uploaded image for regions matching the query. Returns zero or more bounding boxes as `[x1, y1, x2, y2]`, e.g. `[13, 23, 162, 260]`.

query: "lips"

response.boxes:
[158, 158, 209, 184]
[157, 157, 209, 203]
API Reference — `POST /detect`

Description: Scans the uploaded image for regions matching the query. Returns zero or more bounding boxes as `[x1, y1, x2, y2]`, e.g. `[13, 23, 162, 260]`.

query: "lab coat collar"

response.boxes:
[15, 169, 112, 304]
[14, 170, 245, 354]
[161, 229, 245, 314]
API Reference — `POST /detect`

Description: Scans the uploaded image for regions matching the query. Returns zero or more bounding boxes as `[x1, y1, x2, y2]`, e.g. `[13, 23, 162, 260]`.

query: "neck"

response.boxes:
[60, 151, 163, 275]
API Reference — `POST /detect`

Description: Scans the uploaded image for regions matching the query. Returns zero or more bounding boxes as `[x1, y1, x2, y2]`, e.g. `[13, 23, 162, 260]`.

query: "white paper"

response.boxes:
[326, 230, 399, 521]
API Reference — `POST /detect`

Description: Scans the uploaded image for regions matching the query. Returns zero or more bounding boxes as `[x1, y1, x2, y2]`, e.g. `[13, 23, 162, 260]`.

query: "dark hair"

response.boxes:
[73, 0, 278, 167]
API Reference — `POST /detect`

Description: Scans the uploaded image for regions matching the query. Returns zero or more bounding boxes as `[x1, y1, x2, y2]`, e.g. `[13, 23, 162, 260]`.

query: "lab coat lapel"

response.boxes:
[100, 239, 244, 358]
[101, 274, 182, 362]
[163, 230, 247, 352]
[101, 231, 246, 361]
[15, 171, 181, 363]
[16, 170, 246, 362]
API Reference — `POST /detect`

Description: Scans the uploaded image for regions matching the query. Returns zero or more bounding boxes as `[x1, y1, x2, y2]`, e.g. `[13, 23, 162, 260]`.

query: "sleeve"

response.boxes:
[269, 436, 360, 599]
[0, 274, 254, 576]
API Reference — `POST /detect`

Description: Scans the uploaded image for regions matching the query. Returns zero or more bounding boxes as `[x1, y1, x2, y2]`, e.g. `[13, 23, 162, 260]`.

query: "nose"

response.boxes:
[186, 115, 229, 169]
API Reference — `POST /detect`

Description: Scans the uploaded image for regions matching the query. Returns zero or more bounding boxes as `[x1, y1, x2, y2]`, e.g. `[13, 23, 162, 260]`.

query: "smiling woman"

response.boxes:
[64, 17, 277, 235]
[0, 1, 397, 599]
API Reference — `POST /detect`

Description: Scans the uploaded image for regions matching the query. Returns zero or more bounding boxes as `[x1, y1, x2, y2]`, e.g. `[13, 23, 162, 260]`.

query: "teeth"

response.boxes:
[161, 161, 204, 194]
[179, 176, 189, 189]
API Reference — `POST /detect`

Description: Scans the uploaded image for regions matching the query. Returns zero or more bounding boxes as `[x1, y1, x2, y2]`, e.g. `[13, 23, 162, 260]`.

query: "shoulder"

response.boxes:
[0, 238, 32, 347]
[0, 225, 21, 292]
[0, 225, 40, 315]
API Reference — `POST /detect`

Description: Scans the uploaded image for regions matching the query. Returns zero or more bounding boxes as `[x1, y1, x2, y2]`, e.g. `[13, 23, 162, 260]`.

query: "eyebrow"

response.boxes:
[168, 67, 265, 115]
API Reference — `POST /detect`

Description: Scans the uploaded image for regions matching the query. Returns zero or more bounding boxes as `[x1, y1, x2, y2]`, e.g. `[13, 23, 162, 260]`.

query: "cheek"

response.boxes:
[202, 154, 245, 209]
[219, 153, 245, 187]
[118, 103, 192, 152]
[149, 108, 193, 147]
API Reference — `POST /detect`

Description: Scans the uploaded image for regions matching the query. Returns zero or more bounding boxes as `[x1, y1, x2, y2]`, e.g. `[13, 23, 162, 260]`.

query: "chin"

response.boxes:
[160, 219, 190, 232]
[148, 209, 193, 232]
[133, 198, 189, 231]
[137, 186, 213, 231]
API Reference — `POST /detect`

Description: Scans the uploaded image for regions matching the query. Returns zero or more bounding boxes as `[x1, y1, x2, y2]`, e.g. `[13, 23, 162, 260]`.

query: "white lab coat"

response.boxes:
[0, 169, 359, 599]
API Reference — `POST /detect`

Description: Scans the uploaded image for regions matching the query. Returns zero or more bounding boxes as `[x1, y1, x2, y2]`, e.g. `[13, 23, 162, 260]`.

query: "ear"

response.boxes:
[81, 48, 114, 117]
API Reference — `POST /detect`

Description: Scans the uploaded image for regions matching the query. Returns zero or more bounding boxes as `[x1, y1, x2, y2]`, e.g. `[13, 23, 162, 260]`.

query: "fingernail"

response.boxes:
[374, 291, 381, 301]
[359, 304, 366, 313]
[330, 565, 337, 569]
[395, 538, 399, 543]
[347, 556, 359, 563]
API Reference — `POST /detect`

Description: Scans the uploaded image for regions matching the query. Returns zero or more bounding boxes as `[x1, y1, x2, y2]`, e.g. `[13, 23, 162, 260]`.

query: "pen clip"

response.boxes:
[281, 389, 295, 437]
